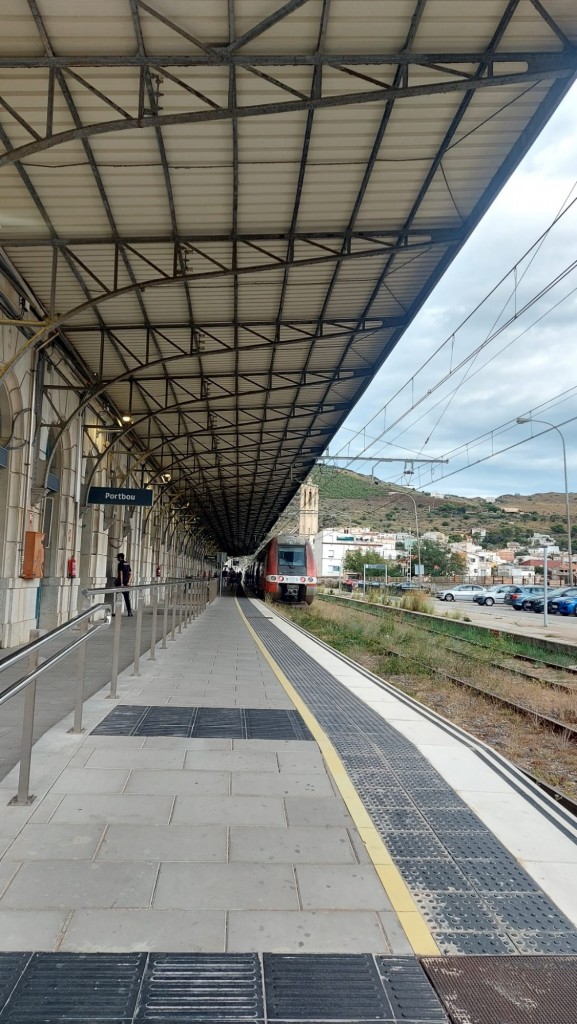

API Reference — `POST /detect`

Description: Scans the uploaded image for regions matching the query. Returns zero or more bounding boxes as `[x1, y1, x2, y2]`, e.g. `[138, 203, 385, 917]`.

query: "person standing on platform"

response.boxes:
[115, 552, 133, 616]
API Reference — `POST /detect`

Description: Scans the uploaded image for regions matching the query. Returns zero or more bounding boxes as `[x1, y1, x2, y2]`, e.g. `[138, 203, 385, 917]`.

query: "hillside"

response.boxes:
[277, 469, 576, 546]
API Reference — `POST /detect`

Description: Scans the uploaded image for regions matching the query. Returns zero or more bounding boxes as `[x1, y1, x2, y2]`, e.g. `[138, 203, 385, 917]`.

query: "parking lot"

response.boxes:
[436, 597, 577, 644]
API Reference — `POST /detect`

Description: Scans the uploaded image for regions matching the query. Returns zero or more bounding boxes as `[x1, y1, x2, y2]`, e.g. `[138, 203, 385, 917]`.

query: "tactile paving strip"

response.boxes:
[0, 952, 145, 1022]
[136, 953, 264, 1021]
[244, 603, 577, 954]
[422, 955, 577, 1023]
[0, 953, 449, 1024]
[92, 705, 313, 740]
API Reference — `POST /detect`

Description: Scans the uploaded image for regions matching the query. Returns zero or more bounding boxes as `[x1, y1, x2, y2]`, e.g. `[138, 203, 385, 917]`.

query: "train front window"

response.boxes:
[278, 546, 306, 570]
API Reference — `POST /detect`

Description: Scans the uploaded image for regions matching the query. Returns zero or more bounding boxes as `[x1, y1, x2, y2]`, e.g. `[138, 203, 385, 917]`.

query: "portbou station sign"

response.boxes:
[87, 487, 153, 507]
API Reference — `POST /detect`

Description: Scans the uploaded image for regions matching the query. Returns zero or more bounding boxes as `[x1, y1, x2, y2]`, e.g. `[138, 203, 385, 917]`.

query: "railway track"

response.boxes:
[318, 594, 577, 689]
[373, 634, 577, 742]
[395, 623, 577, 693]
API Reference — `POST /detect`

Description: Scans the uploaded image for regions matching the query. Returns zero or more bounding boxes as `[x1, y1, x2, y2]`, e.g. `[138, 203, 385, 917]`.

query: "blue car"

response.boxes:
[555, 596, 577, 616]
[507, 586, 545, 610]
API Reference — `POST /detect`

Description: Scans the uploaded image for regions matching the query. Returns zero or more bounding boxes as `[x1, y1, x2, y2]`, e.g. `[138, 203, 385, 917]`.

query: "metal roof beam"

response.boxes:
[0, 51, 572, 68]
[0, 229, 465, 246]
[1, 60, 573, 168]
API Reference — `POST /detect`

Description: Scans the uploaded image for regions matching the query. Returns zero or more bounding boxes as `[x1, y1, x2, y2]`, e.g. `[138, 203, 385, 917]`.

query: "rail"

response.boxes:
[0, 603, 111, 806]
[1, 575, 220, 807]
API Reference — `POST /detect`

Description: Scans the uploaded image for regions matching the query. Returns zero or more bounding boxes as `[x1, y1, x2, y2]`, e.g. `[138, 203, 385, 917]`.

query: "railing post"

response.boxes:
[170, 582, 177, 641]
[9, 628, 42, 806]
[177, 582, 183, 633]
[132, 591, 143, 676]
[109, 590, 123, 698]
[162, 582, 169, 649]
[69, 616, 88, 734]
[149, 585, 158, 660]
[187, 581, 192, 625]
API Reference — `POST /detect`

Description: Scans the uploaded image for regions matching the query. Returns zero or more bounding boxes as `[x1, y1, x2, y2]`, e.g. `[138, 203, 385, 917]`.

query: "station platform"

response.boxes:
[0, 593, 576, 1023]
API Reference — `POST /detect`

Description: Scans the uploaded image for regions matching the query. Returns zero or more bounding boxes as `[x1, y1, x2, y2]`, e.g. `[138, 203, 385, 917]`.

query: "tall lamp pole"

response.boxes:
[517, 417, 573, 586]
[389, 491, 422, 584]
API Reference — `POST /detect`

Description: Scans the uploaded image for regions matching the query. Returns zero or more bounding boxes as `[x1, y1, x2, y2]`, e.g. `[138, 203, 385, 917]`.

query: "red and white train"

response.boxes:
[245, 534, 317, 605]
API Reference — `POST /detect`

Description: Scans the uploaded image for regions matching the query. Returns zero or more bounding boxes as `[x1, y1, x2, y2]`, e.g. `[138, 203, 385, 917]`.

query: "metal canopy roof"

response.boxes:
[0, 1, 576, 552]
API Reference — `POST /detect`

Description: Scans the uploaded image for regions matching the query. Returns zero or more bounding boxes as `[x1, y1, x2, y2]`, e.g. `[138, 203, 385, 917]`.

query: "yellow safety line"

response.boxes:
[236, 598, 439, 956]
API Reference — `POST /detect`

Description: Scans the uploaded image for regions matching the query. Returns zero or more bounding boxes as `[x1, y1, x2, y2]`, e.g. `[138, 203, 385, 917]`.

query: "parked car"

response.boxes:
[473, 585, 517, 606]
[436, 584, 487, 602]
[505, 586, 545, 610]
[531, 587, 577, 614]
[555, 595, 577, 616]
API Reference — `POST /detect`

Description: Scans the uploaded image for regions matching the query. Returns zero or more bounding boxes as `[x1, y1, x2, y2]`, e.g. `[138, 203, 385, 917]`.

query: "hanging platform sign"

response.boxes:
[87, 487, 153, 507]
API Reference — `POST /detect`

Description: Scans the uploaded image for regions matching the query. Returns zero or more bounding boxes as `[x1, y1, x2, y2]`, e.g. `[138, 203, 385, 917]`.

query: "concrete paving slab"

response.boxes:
[96, 824, 227, 863]
[142, 737, 233, 750]
[232, 739, 315, 752]
[3, 824, 105, 861]
[295, 864, 395, 910]
[51, 768, 130, 794]
[283, 796, 355, 827]
[0, 860, 158, 909]
[124, 770, 231, 796]
[0, 860, 21, 896]
[276, 750, 326, 773]
[153, 863, 298, 910]
[183, 750, 279, 773]
[79, 735, 147, 750]
[226, 910, 390, 953]
[51, 794, 174, 825]
[232, 772, 334, 798]
[60, 909, 226, 952]
[171, 795, 287, 827]
[85, 749, 186, 770]
[377, 912, 414, 954]
[0, 910, 69, 951]
[229, 826, 356, 864]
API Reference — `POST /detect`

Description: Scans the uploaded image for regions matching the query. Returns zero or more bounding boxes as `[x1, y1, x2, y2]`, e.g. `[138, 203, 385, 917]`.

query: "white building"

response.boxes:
[313, 529, 399, 578]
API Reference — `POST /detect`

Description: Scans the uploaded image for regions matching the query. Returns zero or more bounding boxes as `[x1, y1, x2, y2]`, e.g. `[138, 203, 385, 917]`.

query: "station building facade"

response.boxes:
[0, 273, 208, 648]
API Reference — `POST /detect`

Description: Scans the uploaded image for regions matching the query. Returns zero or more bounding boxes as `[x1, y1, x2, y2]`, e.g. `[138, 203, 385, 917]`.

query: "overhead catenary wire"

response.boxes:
[328, 182, 577, 470]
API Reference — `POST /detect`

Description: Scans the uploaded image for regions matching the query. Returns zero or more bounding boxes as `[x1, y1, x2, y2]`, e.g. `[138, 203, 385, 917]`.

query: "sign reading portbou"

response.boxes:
[87, 487, 153, 507]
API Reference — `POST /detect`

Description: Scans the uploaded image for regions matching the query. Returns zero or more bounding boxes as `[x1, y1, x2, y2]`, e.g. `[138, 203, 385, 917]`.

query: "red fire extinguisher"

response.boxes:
[67, 556, 77, 579]
[156, 564, 162, 577]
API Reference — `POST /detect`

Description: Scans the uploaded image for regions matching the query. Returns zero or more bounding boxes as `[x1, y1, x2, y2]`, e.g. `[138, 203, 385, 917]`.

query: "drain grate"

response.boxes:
[136, 953, 264, 1021]
[263, 954, 393, 1020]
[92, 705, 313, 740]
[422, 955, 577, 1024]
[0, 952, 145, 1022]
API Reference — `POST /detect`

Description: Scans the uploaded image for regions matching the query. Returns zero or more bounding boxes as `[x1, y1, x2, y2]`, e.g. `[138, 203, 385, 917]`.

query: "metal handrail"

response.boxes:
[1, 573, 218, 808]
[81, 578, 207, 691]
[0, 603, 111, 806]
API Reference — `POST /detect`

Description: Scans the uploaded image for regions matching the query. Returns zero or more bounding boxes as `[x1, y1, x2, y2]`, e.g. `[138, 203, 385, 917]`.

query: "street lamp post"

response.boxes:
[517, 417, 573, 586]
[389, 491, 422, 584]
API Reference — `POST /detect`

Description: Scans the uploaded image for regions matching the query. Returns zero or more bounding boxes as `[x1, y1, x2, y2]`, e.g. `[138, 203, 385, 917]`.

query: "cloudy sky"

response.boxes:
[328, 81, 577, 500]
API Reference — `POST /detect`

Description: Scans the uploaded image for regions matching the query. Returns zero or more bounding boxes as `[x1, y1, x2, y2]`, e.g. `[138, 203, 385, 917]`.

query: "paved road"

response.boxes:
[0, 608, 175, 782]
